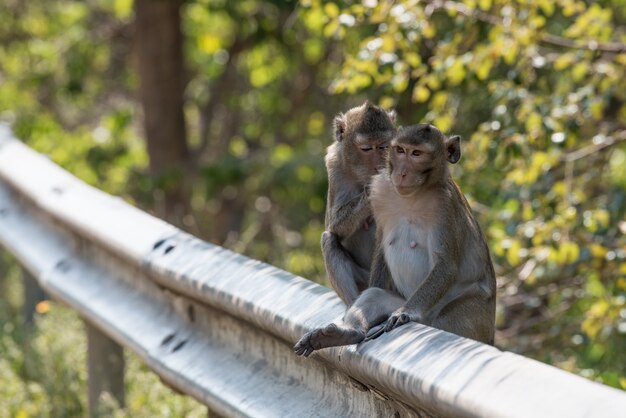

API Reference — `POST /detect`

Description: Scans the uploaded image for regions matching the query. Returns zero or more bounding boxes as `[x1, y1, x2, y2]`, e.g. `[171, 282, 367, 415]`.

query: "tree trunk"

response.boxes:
[134, 0, 189, 225]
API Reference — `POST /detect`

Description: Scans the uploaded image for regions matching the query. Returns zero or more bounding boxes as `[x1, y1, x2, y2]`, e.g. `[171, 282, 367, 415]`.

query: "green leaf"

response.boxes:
[445, 58, 466, 86]
[412, 84, 431, 102]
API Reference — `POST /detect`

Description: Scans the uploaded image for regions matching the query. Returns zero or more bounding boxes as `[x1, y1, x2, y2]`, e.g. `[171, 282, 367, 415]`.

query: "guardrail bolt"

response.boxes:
[164, 241, 177, 254]
[51, 185, 65, 195]
[172, 339, 187, 353]
[153, 238, 177, 255]
[55, 259, 71, 272]
[161, 333, 176, 346]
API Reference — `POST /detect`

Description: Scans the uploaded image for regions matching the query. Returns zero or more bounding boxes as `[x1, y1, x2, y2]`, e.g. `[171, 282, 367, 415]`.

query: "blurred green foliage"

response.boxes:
[0, 0, 625, 413]
[301, 0, 626, 388]
[0, 254, 205, 417]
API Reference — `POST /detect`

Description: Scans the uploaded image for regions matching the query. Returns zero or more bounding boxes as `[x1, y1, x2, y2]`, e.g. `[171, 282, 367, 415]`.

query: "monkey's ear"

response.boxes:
[446, 135, 461, 164]
[334, 113, 346, 142]
[387, 109, 397, 124]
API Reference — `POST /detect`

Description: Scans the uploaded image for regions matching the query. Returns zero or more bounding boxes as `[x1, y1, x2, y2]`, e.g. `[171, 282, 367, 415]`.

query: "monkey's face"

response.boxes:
[387, 124, 458, 196]
[352, 133, 392, 179]
[388, 140, 436, 196]
[334, 102, 397, 184]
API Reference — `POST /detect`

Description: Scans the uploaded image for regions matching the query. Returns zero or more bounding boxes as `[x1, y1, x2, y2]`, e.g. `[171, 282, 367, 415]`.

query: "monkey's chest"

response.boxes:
[382, 220, 434, 299]
[341, 224, 376, 269]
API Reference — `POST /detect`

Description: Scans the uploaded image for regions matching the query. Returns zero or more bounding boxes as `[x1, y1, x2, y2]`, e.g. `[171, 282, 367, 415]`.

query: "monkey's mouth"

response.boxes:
[392, 173, 428, 195]
[393, 184, 416, 196]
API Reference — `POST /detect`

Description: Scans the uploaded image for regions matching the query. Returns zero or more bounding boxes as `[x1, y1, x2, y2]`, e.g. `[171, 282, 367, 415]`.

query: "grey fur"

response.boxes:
[321, 102, 397, 305]
[294, 124, 496, 356]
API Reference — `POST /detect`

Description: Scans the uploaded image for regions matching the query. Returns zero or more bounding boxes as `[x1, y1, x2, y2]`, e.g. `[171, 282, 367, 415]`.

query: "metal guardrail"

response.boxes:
[1, 125, 626, 418]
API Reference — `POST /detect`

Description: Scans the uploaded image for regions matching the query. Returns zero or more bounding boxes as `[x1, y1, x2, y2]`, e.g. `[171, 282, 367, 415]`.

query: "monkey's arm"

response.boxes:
[326, 185, 371, 239]
[321, 231, 365, 305]
[369, 231, 392, 289]
[383, 259, 457, 332]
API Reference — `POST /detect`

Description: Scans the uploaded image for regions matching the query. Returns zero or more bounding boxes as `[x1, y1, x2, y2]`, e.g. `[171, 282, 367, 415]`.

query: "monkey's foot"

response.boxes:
[293, 323, 365, 357]
[363, 324, 386, 341]
[384, 308, 422, 332]
[384, 313, 411, 332]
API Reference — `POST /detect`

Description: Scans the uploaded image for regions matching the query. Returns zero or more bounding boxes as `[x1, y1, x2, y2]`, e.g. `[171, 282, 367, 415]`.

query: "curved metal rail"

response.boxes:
[1, 125, 625, 417]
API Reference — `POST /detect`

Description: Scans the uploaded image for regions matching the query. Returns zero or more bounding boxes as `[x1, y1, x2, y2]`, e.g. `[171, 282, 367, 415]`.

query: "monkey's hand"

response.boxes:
[383, 307, 422, 333]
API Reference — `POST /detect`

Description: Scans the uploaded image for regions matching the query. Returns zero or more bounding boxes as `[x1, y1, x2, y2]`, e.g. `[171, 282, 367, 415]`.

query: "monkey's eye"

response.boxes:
[412, 150, 422, 157]
[360, 146, 373, 152]
[395, 146, 405, 154]
[378, 145, 388, 150]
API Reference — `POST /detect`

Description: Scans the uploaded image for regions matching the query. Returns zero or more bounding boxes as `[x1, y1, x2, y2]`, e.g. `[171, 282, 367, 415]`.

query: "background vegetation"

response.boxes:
[0, 0, 625, 415]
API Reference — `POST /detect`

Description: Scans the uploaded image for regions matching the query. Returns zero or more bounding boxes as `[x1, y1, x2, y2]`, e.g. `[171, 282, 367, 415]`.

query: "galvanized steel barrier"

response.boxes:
[1, 125, 626, 418]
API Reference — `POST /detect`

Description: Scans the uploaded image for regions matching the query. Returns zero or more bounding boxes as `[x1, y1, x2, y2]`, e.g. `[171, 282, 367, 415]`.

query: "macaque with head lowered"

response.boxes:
[321, 101, 397, 306]
[294, 124, 495, 356]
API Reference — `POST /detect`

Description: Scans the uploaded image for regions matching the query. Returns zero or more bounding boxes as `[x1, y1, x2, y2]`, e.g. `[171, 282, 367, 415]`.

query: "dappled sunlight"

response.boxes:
[1, 0, 625, 414]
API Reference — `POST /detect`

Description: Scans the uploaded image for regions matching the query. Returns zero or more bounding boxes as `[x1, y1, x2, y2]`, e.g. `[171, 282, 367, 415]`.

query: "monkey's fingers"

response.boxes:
[383, 316, 398, 332]
[294, 344, 315, 357]
[293, 334, 313, 356]
[391, 314, 411, 330]
[364, 324, 385, 341]
[293, 343, 306, 356]
[384, 313, 411, 332]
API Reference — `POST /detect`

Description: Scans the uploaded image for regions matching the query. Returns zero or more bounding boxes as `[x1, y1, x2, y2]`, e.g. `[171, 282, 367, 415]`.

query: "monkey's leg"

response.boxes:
[432, 294, 495, 345]
[294, 288, 404, 357]
[293, 323, 363, 357]
[321, 231, 368, 305]
[377, 284, 493, 338]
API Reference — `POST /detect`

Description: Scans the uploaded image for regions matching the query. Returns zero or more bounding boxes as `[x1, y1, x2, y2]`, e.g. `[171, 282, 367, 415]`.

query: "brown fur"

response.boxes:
[321, 102, 396, 305]
[369, 124, 495, 343]
[294, 124, 496, 356]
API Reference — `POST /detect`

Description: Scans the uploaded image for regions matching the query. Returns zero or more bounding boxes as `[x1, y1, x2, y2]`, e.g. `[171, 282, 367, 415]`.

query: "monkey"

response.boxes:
[321, 101, 397, 306]
[294, 124, 496, 357]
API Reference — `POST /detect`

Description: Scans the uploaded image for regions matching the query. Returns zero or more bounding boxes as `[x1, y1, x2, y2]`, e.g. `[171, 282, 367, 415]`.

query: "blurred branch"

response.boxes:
[541, 34, 626, 54]
[498, 300, 573, 340]
[192, 12, 291, 166]
[424, 0, 626, 53]
[517, 259, 537, 282]
[424, 0, 498, 24]
[560, 130, 626, 207]
[498, 276, 581, 345]
[562, 130, 626, 162]
[193, 36, 256, 165]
